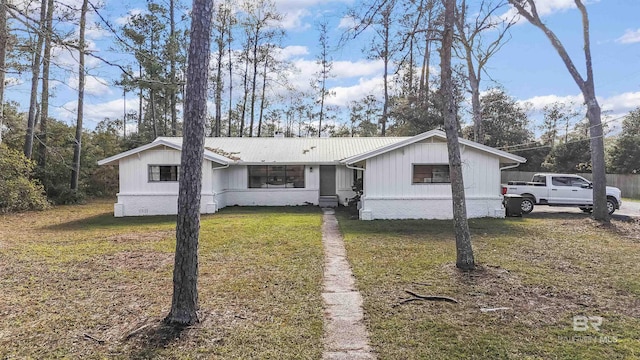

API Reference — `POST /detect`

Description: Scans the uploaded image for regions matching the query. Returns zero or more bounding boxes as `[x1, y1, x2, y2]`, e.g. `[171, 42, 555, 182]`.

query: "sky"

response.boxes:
[5, 0, 640, 135]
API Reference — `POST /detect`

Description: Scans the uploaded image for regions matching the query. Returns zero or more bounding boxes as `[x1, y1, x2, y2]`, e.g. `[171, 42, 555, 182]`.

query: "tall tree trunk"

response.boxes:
[170, 0, 178, 136]
[468, 69, 481, 143]
[165, 0, 214, 327]
[381, 12, 389, 136]
[138, 62, 143, 130]
[24, 0, 47, 158]
[150, 89, 158, 138]
[257, 54, 269, 137]
[240, 48, 249, 136]
[37, 0, 54, 169]
[0, 0, 7, 145]
[442, 0, 474, 271]
[508, 0, 608, 221]
[227, 30, 233, 137]
[71, 0, 88, 191]
[249, 33, 259, 137]
[214, 29, 223, 137]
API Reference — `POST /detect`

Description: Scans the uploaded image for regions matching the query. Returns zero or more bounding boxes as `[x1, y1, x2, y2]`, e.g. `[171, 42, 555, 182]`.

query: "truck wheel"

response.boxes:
[607, 198, 616, 215]
[521, 198, 534, 214]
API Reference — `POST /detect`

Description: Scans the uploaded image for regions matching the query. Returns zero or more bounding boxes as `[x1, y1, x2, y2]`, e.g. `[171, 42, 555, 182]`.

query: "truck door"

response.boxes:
[568, 176, 593, 205]
[549, 176, 575, 204]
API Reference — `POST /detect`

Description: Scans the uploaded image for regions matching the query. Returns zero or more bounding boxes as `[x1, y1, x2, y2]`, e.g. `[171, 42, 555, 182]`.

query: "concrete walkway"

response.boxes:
[321, 208, 375, 360]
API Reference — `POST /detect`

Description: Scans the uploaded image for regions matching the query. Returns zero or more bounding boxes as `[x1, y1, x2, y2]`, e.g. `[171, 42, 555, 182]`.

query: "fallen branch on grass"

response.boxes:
[83, 333, 105, 344]
[404, 290, 459, 303]
[480, 307, 511, 313]
[123, 324, 151, 340]
[393, 290, 459, 307]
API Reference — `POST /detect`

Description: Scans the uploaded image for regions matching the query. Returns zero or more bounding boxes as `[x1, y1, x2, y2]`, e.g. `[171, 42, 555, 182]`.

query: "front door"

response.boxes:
[319, 165, 336, 196]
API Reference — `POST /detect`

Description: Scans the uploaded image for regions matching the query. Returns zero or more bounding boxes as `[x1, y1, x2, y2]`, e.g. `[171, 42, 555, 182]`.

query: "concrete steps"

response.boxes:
[319, 195, 339, 208]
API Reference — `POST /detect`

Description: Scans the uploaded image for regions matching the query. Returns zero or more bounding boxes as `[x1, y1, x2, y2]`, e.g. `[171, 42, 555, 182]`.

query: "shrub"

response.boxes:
[0, 145, 50, 212]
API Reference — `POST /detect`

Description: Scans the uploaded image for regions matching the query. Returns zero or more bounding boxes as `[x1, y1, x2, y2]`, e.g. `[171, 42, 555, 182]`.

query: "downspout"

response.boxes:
[211, 163, 230, 210]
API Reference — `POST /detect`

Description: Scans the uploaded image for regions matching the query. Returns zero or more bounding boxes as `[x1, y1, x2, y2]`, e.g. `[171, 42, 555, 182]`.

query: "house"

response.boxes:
[98, 130, 526, 220]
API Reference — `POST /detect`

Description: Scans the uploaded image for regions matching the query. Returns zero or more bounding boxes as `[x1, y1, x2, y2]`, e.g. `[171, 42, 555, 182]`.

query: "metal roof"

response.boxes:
[98, 132, 527, 166]
[155, 136, 407, 164]
[341, 130, 527, 165]
[97, 139, 232, 166]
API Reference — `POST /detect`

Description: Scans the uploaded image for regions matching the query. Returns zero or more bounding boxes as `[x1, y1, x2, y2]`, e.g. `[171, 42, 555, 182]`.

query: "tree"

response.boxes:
[609, 108, 640, 174]
[441, 0, 474, 270]
[37, 0, 54, 170]
[540, 101, 580, 147]
[23, 0, 48, 158]
[70, 0, 88, 192]
[165, 0, 214, 326]
[0, 0, 7, 145]
[0, 144, 49, 212]
[211, 1, 234, 137]
[479, 88, 532, 149]
[508, 0, 608, 221]
[455, 0, 514, 144]
[311, 19, 334, 137]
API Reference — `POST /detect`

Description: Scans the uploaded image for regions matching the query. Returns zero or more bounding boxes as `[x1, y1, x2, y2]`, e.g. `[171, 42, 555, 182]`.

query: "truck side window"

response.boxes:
[551, 177, 571, 186]
[570, 178, 589, 187]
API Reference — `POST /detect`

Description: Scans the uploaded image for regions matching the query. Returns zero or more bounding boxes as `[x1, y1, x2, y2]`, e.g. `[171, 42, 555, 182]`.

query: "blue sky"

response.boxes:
[5, 0, 640, 133]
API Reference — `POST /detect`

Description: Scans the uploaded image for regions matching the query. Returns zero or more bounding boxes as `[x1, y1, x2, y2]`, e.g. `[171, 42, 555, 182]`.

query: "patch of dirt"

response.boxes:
[102, 251, 174, 271]
[610, 218, 640, 242]
[107, 230, 174, 243]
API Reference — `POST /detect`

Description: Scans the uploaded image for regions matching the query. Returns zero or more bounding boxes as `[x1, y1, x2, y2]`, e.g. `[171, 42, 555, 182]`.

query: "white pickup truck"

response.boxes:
[502, 173, 622, 215]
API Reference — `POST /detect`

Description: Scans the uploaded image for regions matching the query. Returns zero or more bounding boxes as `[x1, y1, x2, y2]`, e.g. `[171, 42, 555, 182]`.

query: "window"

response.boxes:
[412, 164, 450, 184]
[552, 176, 591, 187]
[149, 165, 179, 182]
[248, 165, 305, 188]
[551, 176, 571, 186]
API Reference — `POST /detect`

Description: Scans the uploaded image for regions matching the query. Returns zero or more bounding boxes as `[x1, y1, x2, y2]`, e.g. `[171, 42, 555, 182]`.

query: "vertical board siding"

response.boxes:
[364, 142, 501, 199]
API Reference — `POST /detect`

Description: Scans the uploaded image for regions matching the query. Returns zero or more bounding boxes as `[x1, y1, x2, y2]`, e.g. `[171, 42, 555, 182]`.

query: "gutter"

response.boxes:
[345, 163, 365, 172]
[500, 163, 521, 171]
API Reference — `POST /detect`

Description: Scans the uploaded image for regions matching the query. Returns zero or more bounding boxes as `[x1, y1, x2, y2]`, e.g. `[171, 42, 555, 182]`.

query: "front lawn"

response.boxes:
[338, 211, 640, 359]
[0, 200, 325, 359]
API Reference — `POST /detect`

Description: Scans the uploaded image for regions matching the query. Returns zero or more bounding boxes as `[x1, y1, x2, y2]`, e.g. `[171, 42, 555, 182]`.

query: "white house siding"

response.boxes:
[218, 165, 321, 207]
[336, 165, 357, 205]
[359, 141, 504, 220]
[114, 149, 217, 217]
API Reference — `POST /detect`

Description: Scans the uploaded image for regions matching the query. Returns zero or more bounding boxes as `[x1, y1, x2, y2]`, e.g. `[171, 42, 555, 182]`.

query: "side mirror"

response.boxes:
[581, 183, 593, 189]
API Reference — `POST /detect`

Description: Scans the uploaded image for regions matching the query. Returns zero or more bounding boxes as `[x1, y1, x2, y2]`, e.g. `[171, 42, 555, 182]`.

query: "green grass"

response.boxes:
[338, 210, 640, 359]
[623, 197, 640, 203]
[0, 200, 324, 359]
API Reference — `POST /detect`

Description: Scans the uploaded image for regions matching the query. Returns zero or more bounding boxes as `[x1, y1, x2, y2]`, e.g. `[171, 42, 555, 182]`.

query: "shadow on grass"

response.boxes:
[216, 205, 322, 215]
[127, 322, 189, 359]
[335, 208, 529, 238]
[44, 213, 177, 231]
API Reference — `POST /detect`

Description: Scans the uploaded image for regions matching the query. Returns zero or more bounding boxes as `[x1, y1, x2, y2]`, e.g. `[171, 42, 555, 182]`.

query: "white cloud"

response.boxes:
[332, 59, 384, 78]
[115, 9, 143, 26]
[517, 91, 640, 118]
[326, 77, 383, 107]
[616, 29, 640, 44]
[66, 75, 112, 96]
[280, 8, 312, 31]
[277, 45, 309, 60]
[273, 0, 353, 31]
[338, 15, 358, 30]
[502, 0, 578, 24]
[518, 93, 584, 112]
[601, 92, 640, 113]
[56, 97, 140, 126]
